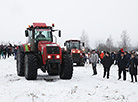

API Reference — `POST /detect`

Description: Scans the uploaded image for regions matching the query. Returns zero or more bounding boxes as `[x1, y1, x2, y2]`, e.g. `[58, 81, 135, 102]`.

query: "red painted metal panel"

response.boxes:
[33, 23, 47, 27]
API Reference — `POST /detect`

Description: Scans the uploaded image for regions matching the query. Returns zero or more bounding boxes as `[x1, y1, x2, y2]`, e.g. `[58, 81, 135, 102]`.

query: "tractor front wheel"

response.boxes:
[24, 53, 38, 80]
[60, 54, 73, 79]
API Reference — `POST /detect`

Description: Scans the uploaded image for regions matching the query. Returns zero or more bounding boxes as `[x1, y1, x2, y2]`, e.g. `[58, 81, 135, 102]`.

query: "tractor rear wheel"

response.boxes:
[24, 53, 38, 80]
[17, 49, 25, 76]
[60, 54, 73, 79]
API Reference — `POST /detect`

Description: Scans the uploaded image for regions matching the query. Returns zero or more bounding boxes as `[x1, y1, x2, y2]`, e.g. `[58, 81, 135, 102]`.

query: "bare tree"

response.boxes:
[119, 30, 131, 51]
[80, 30, 90, 51]
[106, 35, 113, 52]
[96, 43, 108, 51]
[133, 42, 138, 51]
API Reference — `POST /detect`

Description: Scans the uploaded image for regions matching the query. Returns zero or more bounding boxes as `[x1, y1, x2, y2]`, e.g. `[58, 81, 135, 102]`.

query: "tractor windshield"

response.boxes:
[69, 41, 80, 49]
[34, 29, 52, 41]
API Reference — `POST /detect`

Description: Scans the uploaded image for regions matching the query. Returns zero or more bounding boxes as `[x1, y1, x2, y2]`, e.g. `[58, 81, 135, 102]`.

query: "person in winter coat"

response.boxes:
[88, 52, 91, 64]
[124, 51, 131, 72]
[111, 52, 115, 64]
[129, 54, 138, 82]
[14, 47, 18, 60]
[117, 52, 128, 81]
[89, 50, 99, 75]
[3, 47, 6, 59]
[102, 52, 114, 79]
[100, 51, 104, 63]
[116, 48, 124, 63]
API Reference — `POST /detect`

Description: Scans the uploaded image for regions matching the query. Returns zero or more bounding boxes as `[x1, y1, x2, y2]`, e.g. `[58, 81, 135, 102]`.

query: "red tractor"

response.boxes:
[64, 40, 85, 66]
[17, 23, 73, 80]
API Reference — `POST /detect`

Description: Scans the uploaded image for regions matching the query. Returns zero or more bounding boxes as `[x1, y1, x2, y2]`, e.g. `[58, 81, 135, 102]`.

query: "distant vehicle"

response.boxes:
[64, 40, 85, 66]
[17, 23, 73, 80]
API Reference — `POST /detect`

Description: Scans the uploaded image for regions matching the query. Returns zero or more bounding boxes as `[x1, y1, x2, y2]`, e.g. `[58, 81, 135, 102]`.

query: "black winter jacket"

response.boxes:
[118, 56, 128, 69]
[129, 57, 138, 75]
[102, 56, 113, 68]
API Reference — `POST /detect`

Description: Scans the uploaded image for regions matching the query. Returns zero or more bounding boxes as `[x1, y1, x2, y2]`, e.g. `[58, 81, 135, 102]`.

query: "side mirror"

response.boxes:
[64, 42, 66, 46]
[58, 30, 61, 37]
[25, 30, 29, 37]
[82, 42, 85, 46]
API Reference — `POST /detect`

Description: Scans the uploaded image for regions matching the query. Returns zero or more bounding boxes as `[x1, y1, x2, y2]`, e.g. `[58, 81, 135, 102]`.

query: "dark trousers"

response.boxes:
[131, 74, 137, 82]
[103, 67, 110, 78]
[92, 63, 97, 75]
[118, 68, 126, 80]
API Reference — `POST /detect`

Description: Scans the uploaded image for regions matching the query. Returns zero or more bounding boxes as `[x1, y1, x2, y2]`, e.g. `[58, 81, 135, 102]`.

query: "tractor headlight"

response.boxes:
[47, 55, 51, 59]
[82, 48, 85, 51]
[78, 50, 80, 53]
[72, 50, 75, 53]
[64, 47, 67, 51]
[56, 55, 60, 59]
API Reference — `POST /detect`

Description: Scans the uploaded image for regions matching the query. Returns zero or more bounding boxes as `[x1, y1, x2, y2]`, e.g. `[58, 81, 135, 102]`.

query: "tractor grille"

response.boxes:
[47, 46, 60, 54]
[72, 53, 80, 58]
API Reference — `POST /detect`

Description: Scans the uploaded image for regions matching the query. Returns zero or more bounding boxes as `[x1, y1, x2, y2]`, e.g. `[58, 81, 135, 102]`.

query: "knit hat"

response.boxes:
[120, 48, 124, 52]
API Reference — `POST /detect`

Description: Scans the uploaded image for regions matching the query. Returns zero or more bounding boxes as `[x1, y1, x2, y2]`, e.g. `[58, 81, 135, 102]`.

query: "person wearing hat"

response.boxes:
[89, 50, 99, 75]
[101, 52, 114, 79]
[117, 52, 128, 81]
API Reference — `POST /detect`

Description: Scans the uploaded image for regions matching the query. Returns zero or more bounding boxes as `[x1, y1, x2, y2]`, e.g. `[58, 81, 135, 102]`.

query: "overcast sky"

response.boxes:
[0, 0, 138, 48]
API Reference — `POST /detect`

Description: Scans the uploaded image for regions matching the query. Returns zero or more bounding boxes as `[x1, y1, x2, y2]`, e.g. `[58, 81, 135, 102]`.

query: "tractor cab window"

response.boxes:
[27, 30, 32, 43]
[66, 42, 70, 49]
[70, 42, 80, 49]
[34, 29, 52, 41]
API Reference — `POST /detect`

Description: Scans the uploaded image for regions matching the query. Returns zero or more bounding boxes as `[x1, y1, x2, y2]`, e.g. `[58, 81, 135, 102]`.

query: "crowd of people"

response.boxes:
[0, 43, 138, 83]
[0, 44, 17, 60]
[87, 48, 138, 83]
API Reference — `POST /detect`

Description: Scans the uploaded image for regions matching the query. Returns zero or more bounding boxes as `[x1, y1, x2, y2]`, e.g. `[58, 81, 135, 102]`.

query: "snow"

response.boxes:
[0, 57, 138, 102]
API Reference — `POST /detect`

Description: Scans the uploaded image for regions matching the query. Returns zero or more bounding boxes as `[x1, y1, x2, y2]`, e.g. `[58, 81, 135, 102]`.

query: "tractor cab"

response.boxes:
[25, 23, 59, 42]
[25, 23, 61, 51]
[64, 40, 85, 66]
[65, 40, 80, 50]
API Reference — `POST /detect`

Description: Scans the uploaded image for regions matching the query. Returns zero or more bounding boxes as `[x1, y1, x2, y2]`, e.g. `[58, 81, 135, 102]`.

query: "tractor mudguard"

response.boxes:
[19, 44, 30, 52]
[62, 49, 70, 54]
[18, 45, 24, 52]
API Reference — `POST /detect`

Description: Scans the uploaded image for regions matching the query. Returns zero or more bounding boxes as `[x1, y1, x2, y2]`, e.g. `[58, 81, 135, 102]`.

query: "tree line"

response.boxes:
[80, 30, 137, 52]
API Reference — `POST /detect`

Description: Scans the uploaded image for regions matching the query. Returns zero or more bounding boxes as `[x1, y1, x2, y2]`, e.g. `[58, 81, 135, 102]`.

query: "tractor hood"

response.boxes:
[38, 41, 62, 65]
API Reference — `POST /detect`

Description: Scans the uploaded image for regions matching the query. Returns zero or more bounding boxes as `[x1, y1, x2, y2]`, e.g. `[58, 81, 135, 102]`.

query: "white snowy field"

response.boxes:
[0, 57, 138, 102]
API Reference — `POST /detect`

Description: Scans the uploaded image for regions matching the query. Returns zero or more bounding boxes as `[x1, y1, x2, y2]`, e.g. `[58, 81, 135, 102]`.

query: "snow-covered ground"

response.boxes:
[0, 57, 138, 102]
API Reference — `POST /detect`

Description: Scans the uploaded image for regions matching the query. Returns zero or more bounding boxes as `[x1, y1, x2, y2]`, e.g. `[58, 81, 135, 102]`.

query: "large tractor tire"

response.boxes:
[17, 49, 25, 76]
[60, 54, 73, 79]
[24, 53, 38, 80]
